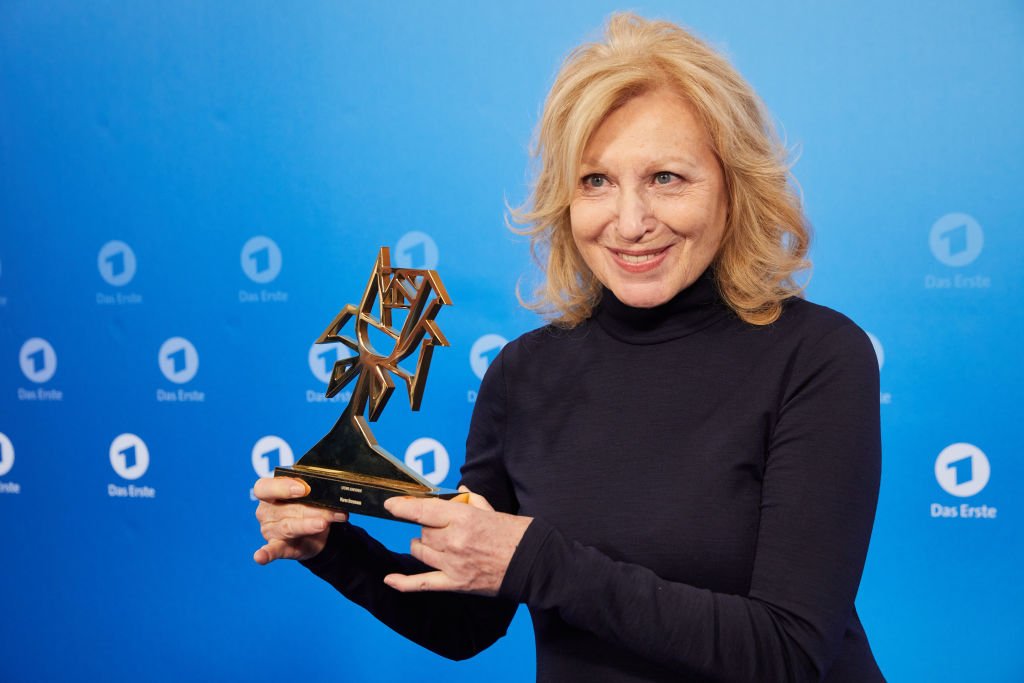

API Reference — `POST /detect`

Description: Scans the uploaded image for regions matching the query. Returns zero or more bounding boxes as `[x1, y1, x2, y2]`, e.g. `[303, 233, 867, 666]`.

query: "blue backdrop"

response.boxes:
[2, 2, 1022, 681]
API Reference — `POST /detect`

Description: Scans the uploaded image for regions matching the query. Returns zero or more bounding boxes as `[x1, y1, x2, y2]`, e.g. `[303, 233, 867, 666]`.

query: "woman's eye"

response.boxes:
[582, 174, 606, 188]
[653, 172, 678, 185]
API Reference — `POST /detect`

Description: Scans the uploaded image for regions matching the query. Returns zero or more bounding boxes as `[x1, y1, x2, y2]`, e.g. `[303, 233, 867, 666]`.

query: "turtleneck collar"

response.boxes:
[593, 268, 729, 345]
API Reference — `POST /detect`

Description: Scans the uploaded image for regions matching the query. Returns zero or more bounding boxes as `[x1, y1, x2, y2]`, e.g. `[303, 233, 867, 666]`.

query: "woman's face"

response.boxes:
[569, 88, 728, 308]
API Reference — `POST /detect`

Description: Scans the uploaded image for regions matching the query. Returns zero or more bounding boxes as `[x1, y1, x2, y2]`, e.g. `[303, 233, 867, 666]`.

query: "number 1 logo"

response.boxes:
[929, 213, 983, 267]
[934, 442, 990, 497]
[251, 436, 295, 478]
[97, 240, 137, 286]
[241, 236, 282, 283]
[404, 437, 449, 486]
[19, 338, 57, 383]
[109, 433, 150, 480]
[158, 337, 199, 384]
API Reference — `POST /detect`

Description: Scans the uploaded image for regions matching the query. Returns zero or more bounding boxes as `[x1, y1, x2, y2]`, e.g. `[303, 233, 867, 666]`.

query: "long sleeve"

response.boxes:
[301, 521, 517, 660]
[300, 351, 520, 660]
[495, 313, 882, 681]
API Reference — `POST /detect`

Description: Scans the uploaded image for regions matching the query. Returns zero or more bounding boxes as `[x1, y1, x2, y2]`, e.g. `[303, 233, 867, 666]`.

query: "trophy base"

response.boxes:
[274, 465, 461, 521]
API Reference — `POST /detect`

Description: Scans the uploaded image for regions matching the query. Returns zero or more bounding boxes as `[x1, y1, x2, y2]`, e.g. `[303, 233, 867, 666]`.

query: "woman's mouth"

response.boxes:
[610, 247, 669, 272]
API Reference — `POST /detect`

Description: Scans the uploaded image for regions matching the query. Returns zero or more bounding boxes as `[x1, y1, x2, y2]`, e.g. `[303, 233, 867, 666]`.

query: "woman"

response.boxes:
[254, 13, 883, 682]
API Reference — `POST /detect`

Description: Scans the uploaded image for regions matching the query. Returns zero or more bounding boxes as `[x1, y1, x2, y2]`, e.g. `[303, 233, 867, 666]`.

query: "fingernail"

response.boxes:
[290, 483, 306, 496]
[333, 512, 348, 523]
[315, 518, 327, 531]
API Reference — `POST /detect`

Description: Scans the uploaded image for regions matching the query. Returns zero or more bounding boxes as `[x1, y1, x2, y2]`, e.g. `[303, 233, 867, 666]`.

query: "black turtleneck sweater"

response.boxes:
[303, 271, 884, 682]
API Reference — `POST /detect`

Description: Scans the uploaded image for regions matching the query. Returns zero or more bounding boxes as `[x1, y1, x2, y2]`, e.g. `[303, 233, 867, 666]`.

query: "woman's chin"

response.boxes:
[609, 283, 676, 309]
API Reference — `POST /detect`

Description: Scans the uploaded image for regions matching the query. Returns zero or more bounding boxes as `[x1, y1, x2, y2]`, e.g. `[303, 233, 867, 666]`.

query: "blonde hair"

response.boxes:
[512, 12, 810, 326]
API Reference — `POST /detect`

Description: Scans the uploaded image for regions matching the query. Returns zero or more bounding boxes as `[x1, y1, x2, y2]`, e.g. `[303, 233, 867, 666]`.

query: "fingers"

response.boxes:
[458, 485, 494, 512]
[384, 496, 453, 527]
[257, 500, 346, 524]
[259, 509, 346, 540]
[253, 540, 307, 565]
[254, 546, 271, 565]
[384, 490, 495, 525]
[382, 496, 527, 596]
[274, 516, 326, 540]
[252, 478, 348, 567]
[409, 536, 447, 570]
[419, 525, 448, 552]
[253, 476, 310, 502]
[383, 570, 458, 593]
[253, 543, 277, 565]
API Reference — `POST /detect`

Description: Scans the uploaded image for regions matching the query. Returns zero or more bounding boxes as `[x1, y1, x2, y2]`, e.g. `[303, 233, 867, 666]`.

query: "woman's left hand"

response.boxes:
[382, 486, 532, 596]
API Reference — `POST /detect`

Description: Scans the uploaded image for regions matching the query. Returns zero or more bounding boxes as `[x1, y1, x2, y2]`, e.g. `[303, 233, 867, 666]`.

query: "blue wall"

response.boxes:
[2, 2, 1022, 681]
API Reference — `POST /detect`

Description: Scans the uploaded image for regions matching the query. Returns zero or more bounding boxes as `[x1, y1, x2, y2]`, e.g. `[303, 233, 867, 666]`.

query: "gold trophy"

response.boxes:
[275, 246, 461, 520]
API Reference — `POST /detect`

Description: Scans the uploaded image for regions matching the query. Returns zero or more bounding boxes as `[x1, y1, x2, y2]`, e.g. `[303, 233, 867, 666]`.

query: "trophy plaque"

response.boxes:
[275, 246, 461, 520]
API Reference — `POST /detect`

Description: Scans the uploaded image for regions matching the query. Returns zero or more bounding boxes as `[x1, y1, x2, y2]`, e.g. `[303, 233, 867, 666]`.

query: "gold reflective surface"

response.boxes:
[274, 247, 459, 519]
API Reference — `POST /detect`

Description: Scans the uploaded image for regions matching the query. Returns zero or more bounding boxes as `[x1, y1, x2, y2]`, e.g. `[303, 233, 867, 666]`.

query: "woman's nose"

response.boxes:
[614, 186, 655, 241]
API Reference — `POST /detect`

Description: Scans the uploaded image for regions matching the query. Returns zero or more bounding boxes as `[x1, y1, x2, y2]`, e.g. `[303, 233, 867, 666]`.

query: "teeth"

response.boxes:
[619, 252, 656, 264]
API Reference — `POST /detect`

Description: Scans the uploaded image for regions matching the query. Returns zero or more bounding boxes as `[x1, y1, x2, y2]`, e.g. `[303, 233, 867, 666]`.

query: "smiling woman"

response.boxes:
[255, 12, 883, 683]
[513, 13, 809, 327]
[569, 89, 729, 309]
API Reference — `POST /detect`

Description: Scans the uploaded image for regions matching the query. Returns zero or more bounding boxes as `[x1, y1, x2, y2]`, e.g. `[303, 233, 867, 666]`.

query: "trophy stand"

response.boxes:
[275, 247, 460, 520]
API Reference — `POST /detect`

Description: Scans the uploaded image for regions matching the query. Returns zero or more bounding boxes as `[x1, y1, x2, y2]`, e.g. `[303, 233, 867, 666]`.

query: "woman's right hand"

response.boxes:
[253, 476, 349, 565]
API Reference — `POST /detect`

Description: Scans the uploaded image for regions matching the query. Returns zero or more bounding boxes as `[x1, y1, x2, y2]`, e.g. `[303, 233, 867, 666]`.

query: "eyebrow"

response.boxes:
[579, 155, 700, 170]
